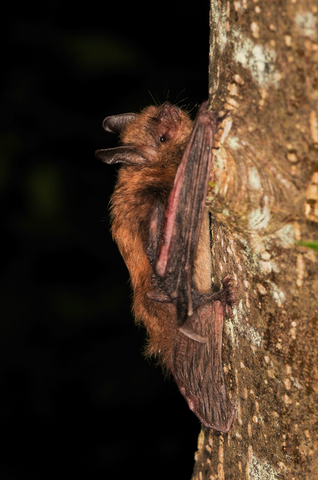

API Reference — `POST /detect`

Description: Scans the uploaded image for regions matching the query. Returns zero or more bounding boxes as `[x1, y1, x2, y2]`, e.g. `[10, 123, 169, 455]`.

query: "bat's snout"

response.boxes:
[159, 102, 181, 123]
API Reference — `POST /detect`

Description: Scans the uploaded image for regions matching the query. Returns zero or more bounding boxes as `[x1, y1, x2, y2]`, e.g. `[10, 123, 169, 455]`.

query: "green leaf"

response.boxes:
[297, 240, 318, 252]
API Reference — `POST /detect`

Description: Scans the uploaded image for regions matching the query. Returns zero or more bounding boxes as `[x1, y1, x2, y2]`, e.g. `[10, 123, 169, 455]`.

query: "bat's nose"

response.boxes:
[160, 102, 180, 122]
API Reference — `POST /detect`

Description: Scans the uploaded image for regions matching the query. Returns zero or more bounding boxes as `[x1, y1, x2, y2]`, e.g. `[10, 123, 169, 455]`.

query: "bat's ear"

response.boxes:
[102, 113, 137, 134]
[95, 146, 150, 165]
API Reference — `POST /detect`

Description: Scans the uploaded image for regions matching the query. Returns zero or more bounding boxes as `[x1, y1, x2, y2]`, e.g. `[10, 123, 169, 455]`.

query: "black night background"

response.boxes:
[1, 1, 210, 478]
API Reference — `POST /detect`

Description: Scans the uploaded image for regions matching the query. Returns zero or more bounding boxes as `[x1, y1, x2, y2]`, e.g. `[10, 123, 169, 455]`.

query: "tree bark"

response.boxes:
[192, 1, 318, 478]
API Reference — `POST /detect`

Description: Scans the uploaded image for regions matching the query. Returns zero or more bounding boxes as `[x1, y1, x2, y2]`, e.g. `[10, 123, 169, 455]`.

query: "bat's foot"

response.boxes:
[209, 275, 235, 317]
[221, 275, 236, 317]
[221, 275, 236, 303]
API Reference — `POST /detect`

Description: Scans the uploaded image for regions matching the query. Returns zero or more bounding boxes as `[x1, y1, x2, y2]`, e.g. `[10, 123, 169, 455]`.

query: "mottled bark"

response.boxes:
[192, 1, 318, 479]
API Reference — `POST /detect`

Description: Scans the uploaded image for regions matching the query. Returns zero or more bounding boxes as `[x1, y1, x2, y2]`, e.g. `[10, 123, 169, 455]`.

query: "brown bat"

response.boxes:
[95, 101, 235, 432]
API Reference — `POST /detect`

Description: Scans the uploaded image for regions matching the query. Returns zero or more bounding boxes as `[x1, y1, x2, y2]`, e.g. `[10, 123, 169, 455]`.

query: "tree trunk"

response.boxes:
[192, 1, 318, 478]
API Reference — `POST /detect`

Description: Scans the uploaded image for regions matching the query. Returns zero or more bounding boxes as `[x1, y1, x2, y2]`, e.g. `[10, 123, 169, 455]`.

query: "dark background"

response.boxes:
[1, 1, 210, 478]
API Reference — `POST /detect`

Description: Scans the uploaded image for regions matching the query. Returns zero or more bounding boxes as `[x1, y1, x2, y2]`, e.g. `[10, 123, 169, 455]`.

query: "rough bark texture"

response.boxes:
[192, 1, 318, 479]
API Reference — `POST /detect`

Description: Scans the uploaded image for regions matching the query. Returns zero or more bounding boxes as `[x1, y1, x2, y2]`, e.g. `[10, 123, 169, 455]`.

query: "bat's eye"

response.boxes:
[159, 135, 167, 143]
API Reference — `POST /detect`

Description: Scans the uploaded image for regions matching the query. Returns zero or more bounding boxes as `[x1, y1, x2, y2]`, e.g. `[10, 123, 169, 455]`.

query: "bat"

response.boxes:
[95, 101, 235, 432]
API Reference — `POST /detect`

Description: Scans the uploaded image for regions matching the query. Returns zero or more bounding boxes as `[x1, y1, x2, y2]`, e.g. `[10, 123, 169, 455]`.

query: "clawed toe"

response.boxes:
[221, 275, 236, 308]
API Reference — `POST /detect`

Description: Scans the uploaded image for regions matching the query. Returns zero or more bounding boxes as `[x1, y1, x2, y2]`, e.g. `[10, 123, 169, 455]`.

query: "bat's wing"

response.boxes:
[154, 102, 218, 326]
[172, 300, 235, 433]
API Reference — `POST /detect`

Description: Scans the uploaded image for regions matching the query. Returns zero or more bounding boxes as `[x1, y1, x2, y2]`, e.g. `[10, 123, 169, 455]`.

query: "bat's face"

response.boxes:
[121, 102, 193, 164]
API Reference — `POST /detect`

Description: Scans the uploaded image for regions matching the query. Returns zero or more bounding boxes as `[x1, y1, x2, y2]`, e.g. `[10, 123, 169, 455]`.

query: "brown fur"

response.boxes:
[110, 105, 193, 364]
[96, 102, 235, 431]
